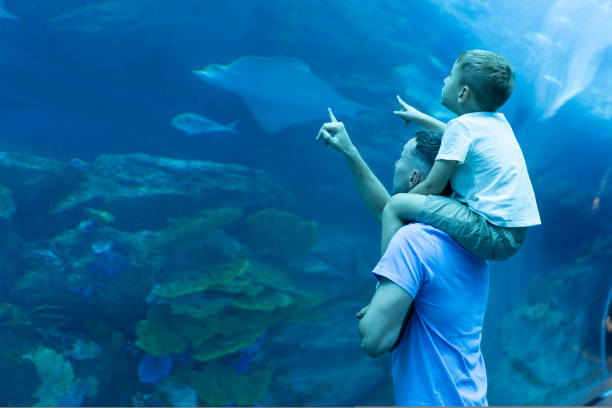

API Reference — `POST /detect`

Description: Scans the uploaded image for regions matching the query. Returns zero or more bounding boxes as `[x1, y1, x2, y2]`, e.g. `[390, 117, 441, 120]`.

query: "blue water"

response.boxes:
[0, 0, 611, 405]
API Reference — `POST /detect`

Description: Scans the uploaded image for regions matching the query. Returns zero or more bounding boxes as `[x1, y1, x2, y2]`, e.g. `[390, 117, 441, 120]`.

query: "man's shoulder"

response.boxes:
[397, 222, 448, 241]
[395, 223, 450, 253]
[396, 223, 488, 266]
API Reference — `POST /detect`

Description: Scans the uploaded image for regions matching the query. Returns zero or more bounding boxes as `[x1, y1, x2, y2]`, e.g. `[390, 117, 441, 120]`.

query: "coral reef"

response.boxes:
[488, 232, 612, 404]
[0, 184, 15, 221]
[246, 209, 318, 258]
[177, 362, 274, 406]
[152, 258, 250, 298]
[23, 346, 75, 406]
[0, 151, 325, 405]
[0, 355, 40, 406]
[53, 154, 285, 232]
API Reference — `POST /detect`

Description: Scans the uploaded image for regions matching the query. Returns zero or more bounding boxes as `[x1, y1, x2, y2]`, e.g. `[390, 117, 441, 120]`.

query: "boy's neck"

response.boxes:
[455, 102, 486, 116]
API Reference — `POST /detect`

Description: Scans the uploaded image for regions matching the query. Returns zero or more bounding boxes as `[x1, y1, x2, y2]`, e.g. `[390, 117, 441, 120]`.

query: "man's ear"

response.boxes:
[409, 170, 422, 186]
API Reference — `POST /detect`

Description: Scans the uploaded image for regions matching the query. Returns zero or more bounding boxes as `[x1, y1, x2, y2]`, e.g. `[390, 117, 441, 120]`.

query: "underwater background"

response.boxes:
[0, 0, 611, 405]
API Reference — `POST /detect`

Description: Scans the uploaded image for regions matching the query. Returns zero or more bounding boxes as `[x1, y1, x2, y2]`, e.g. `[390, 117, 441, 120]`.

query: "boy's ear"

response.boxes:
[458, 86, 470, 103]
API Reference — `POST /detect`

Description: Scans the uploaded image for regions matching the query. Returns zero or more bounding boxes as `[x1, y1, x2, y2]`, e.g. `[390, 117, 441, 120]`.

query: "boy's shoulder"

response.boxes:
[450, 112, 513, 134]
[454, 111, 507, 123]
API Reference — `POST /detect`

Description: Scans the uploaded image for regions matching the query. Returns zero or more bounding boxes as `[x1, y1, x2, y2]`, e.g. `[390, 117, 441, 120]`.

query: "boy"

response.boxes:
[383, 49, 540, 260]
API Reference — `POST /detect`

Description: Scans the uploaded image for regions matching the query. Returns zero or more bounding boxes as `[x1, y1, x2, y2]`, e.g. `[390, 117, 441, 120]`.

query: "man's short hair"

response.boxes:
[414, 130, 443, 166]
[413, 130, 453, 196]
[456, 49, 515, 112]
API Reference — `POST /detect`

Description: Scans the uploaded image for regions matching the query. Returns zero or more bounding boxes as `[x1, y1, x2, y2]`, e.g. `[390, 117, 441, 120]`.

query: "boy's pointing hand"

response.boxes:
[394, 94, 424, 125]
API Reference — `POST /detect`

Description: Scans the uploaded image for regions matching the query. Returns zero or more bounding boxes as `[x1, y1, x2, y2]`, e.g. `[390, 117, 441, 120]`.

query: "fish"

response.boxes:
[395, 63, 453, 119]
[171, 113, 238, 136]
[0, 0, 17, 20]
[430, 0, 612, 120]
[532, 0, 612, 119]
[193, 56, 370, 134]
[48, 0, 151, 33]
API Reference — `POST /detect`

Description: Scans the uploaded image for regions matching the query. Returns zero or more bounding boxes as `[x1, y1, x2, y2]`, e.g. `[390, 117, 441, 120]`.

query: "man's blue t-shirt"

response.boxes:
[373, 223, 489, 406]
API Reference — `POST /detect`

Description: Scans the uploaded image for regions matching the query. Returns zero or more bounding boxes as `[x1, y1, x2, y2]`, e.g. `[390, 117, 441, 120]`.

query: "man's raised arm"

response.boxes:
[317, 108, 389, 224]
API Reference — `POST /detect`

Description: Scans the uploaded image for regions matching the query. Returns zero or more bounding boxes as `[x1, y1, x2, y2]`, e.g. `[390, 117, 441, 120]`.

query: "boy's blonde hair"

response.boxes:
[456, 50, 515, 112]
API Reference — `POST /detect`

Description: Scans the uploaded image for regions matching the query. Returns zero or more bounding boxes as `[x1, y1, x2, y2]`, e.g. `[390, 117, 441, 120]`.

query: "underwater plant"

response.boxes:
[246, 209, 318, 258]
[22, 346, 75, 406]
[176, 361, 274, 406]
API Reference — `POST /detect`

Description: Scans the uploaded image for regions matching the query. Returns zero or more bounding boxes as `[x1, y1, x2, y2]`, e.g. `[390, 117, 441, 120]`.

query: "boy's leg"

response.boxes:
[416, 195, 525, 260]
[381, 193, 428, 255]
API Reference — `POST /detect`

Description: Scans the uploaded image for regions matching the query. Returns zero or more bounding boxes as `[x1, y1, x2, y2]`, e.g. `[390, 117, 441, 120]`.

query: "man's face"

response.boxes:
[441, 61, 462, 112]
[393, 138, 421, 194]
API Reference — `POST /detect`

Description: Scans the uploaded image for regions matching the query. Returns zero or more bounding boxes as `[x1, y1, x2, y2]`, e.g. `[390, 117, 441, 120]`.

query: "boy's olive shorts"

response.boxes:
[415, 195, 527, 261]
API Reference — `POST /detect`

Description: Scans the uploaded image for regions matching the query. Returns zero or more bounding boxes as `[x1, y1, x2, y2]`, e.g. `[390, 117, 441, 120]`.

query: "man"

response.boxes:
[317, 108, 489, 406]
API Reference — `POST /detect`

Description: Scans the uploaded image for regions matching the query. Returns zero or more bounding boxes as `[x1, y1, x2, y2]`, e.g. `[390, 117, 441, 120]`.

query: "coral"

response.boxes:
[56, 377, 98, 407]
[246, 209, 318, 258]
[0, 303, 69, 328]
[191, 327, 267, 363]
[138, 355, 173, 384]
[244, 261, 292, 290]
[231, 291, 293, 312]
[178, 362, 273, 406]
[0, 183, 15, 221]
[150, 208, 243, 252]
[170, 294, 232, 319]
[135, 306, 211, 356]
[157, 377, 198, 407]
[0, 355, 40, 405]
[0, 302, 29, 327]
[190, 304, 318, 362]
[152, 258, 250, 298]
[22, 346, 75, 406]
[206, 274, 262, 296]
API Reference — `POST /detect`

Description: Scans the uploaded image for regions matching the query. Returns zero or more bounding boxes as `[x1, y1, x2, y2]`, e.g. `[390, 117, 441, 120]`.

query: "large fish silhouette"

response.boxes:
[0, 0, 17, 20]
[430, 0, 612, 120]
[49, 0, 152, 33]
[530, 0, 612, 119]
[193, 56, 369, 134]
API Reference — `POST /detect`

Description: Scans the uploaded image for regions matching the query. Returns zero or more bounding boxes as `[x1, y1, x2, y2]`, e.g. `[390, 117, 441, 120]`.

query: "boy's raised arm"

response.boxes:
[409, 159, 457, 196]
[394, 95, 446, 133]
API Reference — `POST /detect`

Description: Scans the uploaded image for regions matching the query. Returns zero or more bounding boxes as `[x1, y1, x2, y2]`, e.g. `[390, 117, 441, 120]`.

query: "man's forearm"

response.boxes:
[344, 147, 390, 224]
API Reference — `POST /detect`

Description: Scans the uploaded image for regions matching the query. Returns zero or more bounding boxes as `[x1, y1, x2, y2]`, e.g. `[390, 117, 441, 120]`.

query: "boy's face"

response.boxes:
[441, 62, 462, 112]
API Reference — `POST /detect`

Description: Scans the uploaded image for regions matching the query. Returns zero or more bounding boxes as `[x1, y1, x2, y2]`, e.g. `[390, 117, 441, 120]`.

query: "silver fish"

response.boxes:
[171, 113, 237, 136]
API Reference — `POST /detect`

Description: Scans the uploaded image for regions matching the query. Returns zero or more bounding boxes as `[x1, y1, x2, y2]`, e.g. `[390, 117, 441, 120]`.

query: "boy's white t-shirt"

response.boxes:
[436, 112, 541, 228]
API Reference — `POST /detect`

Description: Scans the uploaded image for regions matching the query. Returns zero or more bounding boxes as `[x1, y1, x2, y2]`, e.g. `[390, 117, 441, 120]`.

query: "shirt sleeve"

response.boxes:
[372, 224, 434, 298]
[436, 119, 471, 164]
